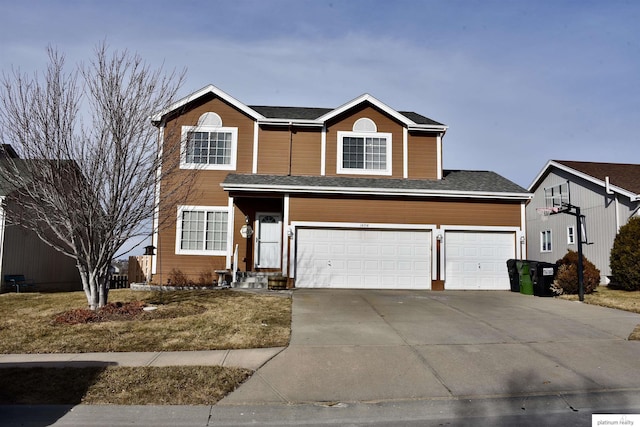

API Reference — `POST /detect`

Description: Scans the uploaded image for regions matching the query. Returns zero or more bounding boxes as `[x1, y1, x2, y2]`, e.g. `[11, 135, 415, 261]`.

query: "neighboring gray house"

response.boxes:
[0, 145, 81, 292]
[526, 160, 640, 283]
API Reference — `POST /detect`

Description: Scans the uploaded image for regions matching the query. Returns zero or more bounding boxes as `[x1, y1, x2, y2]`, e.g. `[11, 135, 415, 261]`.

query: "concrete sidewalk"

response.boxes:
[0, 347, 285, 370]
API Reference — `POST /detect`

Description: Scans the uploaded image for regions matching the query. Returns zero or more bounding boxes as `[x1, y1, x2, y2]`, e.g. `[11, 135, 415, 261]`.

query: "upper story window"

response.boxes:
[541, 230, 552, 252]
[567, 226, 575, 245]
[337, 118, 392, 176]
[181, 112, 237, 170]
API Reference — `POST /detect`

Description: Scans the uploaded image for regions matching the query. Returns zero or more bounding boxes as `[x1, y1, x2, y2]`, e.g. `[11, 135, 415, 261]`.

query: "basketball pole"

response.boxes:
[575, 206, 585, 302]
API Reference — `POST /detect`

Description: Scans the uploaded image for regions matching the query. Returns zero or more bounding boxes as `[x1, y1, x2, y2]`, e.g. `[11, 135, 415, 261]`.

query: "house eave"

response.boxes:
[221, 182, 531, 201]
[529, 160, 640, 200]
[151, 84, 265, 126]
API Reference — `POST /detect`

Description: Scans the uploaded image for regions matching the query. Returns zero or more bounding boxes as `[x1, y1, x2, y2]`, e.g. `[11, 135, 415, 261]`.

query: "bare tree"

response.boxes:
[0, 44, 187, 309]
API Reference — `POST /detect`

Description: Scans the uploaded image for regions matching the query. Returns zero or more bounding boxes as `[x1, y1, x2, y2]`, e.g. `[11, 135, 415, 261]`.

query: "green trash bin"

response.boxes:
[517, 260, 534, 295]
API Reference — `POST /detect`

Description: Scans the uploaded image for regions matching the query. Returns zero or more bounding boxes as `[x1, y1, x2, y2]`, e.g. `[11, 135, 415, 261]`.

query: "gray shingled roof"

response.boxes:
[249, 105, 445, 126]
[222, 170, 529, 197]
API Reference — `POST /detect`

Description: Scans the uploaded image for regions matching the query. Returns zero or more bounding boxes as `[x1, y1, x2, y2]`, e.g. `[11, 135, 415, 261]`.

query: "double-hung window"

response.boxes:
[176, 206, 229, 255]
[181, 125, 238, 170]
[541, 230, 552, 252]
[337, 131, 392, 175]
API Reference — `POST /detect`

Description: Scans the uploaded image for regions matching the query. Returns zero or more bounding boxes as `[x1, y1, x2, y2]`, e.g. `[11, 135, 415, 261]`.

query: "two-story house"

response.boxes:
[527, 160, 640, 284]
[150, 85, 531, 290]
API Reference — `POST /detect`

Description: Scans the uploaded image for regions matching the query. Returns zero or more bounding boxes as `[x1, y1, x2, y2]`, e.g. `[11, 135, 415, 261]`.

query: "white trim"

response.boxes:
[436, 134, 443, 180]
[152, 84, 265, 124]
[282, 195, 290, 276]
[321, 125, 326, 176]
[567, 225, 575, 245]
[252, 121, 259, 174]
[151, 126, 164, 275]
[317, 94, 447, 133]
[221, 181, 532, 201]
[227, 197, 234, 269]
[291, 221, 436, 230]
[403, 127, 408, 179]
[519, 202, 527, 260]
[336, 131, 393, 176]
[175, 205, 230, 256]
[180, 125, 238, 170]
[540, 229, 552, 253]
[528, 160, 640, 200]
[441, 225, 521, 232]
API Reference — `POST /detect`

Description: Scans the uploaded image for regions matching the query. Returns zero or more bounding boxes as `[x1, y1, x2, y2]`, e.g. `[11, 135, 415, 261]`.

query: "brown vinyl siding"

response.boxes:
[154, 96, 257, 284]
[325, 105, 405, 178]
[257, 127, 289, 174]
[290, 196, 521, 228]
[407, 132, 438, 179]
[291, 128, 322, 175]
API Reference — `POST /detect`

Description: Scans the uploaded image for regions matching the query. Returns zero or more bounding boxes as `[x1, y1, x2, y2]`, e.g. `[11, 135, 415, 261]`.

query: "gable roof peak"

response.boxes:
[151, 84, 264, 125]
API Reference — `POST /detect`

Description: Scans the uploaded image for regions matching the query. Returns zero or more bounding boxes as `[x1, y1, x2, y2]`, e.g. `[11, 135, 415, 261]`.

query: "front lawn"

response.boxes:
[0, 289, 291, 353]
[559, 286, 640, 340]
[0, 289, 291, 405]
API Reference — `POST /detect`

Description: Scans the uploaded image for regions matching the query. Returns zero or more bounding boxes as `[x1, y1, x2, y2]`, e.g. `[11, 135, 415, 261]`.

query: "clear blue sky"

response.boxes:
[2, 0, 639, 252]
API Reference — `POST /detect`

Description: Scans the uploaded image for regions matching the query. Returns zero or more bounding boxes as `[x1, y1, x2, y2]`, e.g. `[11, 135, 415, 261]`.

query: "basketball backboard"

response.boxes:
[544, 181, 571, 213]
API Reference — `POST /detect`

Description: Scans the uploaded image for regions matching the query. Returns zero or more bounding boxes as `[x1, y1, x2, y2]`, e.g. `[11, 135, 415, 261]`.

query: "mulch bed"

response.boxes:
[53, 301, 146, 325]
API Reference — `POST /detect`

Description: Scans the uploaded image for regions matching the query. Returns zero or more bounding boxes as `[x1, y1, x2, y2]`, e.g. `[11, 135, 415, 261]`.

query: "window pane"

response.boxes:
[186, 131, 232, 165]
[342, 135, 387, 171]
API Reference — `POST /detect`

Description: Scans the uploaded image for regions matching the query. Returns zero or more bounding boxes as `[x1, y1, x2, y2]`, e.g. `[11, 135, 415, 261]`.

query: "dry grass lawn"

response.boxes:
[0, 288, 290, 404]
[0, 289, 291, 353]
[558, 285, 640, 314]
[0, 366, 251, 405]
[559, 286, 640, 340]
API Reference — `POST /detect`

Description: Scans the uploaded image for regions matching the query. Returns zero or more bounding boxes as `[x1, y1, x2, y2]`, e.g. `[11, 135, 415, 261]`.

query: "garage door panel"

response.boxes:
[445, 231, 514, 290]
[296, 228, 431, 289]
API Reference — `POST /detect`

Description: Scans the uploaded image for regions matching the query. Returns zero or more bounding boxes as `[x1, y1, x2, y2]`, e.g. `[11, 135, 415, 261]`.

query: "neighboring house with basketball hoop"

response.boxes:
[527, 160, 640, 284]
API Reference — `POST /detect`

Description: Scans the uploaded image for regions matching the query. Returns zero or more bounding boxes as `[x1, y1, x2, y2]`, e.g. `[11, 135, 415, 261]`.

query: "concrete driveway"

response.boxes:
[220, 289, 640, 405]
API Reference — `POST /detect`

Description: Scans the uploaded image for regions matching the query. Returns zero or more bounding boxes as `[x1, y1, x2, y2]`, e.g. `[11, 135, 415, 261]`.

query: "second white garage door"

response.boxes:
[295, 228, 431, 289]
[445, 231, 515, 290]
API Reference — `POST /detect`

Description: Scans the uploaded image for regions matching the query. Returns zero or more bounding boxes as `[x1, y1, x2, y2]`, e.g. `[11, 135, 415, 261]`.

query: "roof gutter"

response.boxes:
[221, 182, 531, 201]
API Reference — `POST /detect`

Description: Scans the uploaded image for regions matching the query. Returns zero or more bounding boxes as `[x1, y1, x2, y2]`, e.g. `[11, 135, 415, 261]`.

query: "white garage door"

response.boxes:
[445, 231, 515, 290]
[295, 228, 431, 289]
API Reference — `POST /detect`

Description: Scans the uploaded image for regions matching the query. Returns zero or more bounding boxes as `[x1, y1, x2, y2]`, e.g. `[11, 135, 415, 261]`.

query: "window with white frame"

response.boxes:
[180, 112, 237, 170]
[176, 206, 228, 255]
[337, 119, 392, 175]
[567, 226, 575, 244]
[541, 230, 552, 252]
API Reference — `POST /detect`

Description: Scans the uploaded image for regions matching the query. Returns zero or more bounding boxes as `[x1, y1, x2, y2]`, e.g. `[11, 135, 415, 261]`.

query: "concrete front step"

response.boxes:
[233, 272, 283, 289]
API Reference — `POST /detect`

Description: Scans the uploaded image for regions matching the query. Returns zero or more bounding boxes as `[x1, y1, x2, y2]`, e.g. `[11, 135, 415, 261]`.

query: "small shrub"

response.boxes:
[555, 250, 600, 294]
[610, 216, 640, 291]
[167, 268, 192, 286]
[198, 270, 215, 286]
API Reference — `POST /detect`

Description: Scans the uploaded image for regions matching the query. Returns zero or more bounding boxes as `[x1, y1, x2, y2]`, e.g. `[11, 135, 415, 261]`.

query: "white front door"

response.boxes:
[256, 213, 282, 268]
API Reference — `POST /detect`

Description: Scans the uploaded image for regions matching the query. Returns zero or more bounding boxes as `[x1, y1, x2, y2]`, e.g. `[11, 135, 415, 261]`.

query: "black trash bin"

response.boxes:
[531, 262, 558, 297]
[506, 259, 519, 292]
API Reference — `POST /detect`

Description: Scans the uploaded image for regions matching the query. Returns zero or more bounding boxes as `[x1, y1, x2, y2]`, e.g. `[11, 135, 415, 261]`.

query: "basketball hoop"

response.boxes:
[536, 207, 559, 222]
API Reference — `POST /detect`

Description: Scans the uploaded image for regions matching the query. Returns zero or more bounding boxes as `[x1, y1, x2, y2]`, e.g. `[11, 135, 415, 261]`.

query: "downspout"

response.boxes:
[0, 197, 5, 286]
